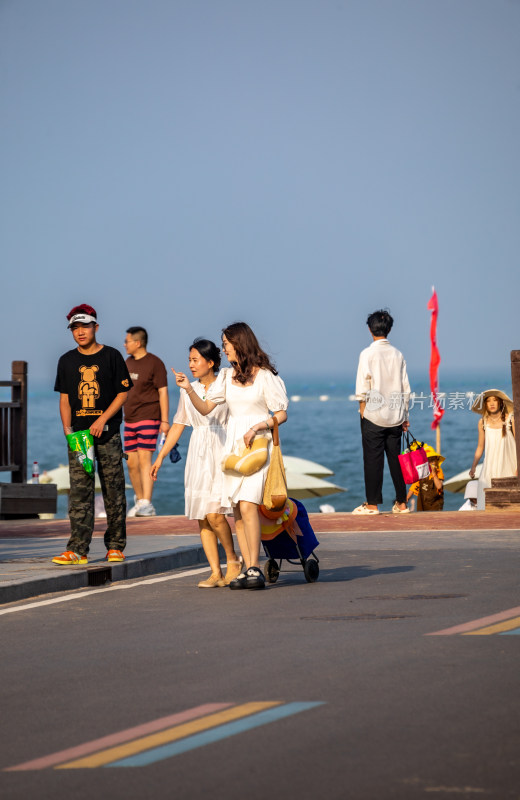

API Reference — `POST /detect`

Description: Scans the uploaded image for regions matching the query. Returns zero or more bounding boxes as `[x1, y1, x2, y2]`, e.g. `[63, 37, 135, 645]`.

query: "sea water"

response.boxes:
[3, 369, 513, 518]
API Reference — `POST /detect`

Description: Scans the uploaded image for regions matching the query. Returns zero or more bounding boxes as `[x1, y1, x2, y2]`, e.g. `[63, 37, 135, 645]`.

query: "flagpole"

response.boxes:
[428, 286, 444, 453]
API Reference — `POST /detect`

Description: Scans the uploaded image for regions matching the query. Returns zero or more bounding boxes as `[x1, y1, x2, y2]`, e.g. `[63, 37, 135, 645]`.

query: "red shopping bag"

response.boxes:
[398, 433, 431, 484]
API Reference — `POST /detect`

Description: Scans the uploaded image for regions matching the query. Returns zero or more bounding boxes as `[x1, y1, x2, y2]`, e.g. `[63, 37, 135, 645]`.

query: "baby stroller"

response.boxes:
[260, 498, 320, 583]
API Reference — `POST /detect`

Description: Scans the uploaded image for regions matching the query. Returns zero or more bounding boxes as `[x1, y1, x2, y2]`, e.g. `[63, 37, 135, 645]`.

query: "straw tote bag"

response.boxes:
[262, 417, 288, 512]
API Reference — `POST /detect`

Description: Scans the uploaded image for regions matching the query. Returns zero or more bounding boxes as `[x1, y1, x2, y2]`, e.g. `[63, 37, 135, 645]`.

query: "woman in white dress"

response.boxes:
[173, 322, 288, 590]
[469, 389, 517, 509]
[151, 339, 241, 588]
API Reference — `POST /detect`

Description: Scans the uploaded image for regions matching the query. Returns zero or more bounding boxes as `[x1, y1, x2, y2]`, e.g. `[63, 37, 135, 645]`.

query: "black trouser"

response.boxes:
[360, 417, 407, 506]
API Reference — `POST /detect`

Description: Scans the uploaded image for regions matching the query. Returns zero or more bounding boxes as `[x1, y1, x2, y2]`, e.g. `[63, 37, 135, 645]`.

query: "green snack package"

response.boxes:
[66, 429, 95, 474]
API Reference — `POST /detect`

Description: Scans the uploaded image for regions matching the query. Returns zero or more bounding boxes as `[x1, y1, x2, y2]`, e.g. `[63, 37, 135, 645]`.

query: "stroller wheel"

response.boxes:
[303, 559, 319, 583]
[264, 559, 280, 584]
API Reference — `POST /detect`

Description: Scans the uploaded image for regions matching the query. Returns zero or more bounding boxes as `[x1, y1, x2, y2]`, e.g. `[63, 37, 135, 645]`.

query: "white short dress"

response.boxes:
[477, 413, 517, 509]
[206, 367, 289, 507]
[174, 380, 230, 520]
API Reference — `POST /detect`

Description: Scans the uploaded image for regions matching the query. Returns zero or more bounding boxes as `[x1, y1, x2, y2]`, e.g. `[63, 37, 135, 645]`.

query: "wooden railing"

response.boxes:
[0, 361, 27, 483]
[0, 361, 57, 518]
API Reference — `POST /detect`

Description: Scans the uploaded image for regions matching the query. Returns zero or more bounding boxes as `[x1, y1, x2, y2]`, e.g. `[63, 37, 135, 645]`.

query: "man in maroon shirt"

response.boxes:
[124, 327, 169, 516]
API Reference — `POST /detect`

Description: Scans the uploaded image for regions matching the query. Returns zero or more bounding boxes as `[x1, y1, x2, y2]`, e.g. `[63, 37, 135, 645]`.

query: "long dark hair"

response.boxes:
[189, 338, 221, 374]
[222, 322, 277, 385]
[484, 396, 508, 438]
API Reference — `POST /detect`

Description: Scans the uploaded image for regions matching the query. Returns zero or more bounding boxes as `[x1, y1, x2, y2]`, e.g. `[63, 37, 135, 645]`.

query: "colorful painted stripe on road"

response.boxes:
[107, 703, 323, 768]
[6, 703, 233, 771]
[427, 605, 520, 636]
[6, 701, 324, 771]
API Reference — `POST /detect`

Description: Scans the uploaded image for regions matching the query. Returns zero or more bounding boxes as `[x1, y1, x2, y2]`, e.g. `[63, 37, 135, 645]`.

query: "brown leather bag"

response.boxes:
[262, 417, 288, 511]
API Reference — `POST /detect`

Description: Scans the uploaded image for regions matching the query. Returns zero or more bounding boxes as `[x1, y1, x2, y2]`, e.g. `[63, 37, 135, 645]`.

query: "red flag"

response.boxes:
[427, 287, 444, 429]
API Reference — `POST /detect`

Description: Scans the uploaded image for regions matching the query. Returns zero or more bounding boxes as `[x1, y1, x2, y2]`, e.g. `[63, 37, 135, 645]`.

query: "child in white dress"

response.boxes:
[469, 390, 517, 509]
[151, 339, 241, 587]
[174, 322, 288, 590]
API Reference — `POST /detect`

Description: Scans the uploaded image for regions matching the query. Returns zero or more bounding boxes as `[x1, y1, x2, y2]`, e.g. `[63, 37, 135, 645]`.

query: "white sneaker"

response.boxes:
[127, 497, 144, 517]
[136, 501, 156, 517]
[352, 503, 380, 515]
[126, 494, 139, 517]
[392, 502, 410, 514]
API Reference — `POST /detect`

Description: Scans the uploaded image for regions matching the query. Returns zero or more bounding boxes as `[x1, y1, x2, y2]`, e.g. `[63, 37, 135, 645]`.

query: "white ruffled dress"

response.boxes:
[174, 380, 230, 520]
[206, 367, 289, 507]
[477, 413, 517, 509]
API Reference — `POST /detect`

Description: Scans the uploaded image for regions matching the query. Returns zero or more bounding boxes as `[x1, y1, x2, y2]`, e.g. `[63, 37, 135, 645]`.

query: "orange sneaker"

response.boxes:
[52, 550, 88, 565]
[106, 549, 125, 562]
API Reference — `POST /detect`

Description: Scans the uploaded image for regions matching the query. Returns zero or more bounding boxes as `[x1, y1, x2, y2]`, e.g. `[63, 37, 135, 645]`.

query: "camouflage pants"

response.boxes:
[67, 432, 127, 556]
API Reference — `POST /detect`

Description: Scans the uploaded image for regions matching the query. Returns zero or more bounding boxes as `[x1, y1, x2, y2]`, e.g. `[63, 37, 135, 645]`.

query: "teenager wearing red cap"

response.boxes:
[52, 304, 133, 565]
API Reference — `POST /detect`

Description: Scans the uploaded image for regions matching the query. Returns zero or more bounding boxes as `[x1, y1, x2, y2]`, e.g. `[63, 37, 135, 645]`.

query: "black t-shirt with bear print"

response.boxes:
[54, 345, 133, 443]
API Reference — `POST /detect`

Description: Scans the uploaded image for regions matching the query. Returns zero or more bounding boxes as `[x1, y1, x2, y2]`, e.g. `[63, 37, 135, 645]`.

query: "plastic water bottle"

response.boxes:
[32, 461, 40, 483]
[157, 432, 166, 452]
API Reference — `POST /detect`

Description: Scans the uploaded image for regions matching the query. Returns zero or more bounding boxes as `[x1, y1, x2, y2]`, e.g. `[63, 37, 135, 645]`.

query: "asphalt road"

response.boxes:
[1, 529, 519, 800]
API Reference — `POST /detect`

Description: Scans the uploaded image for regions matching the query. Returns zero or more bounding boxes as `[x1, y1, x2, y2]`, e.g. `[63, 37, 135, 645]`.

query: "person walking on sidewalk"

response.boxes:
[52, 304, 133, 565]
[173, 322, 289, 590]
[354, 309, 411, 515]
[150, 338, 242, 588]
[123, 326, 169, 517]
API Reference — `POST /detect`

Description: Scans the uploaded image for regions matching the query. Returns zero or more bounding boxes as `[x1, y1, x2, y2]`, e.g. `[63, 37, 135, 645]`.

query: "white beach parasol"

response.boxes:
[444, 464, 482, 494]
[283, 455, 334, 477]
[285, 470, 346, 499]
[38, 465, 131, 493]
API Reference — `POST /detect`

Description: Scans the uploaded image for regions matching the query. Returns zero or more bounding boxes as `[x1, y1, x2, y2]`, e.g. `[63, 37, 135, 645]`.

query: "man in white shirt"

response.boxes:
[354, 309, 411, 515]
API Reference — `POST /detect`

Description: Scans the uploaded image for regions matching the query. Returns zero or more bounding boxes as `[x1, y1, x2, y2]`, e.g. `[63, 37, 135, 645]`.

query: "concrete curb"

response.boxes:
[0, 545, 211, 605]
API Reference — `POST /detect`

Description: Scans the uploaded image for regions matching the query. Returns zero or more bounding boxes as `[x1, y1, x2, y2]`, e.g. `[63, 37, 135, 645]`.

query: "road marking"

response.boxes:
[108, 702, 325, 768]
[0, 566, 213, 616]
[463, 616, 520, 636]
[6, 703, 232, 771]
[57, 703, 280, 769]
[313, 528, 520, 535]
[427, 605, 520, 636]
[5, 701, 325, 771]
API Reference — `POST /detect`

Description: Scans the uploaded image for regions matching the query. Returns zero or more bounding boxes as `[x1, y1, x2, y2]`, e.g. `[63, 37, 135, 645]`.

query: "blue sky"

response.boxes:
[1, 0, 519, 387]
